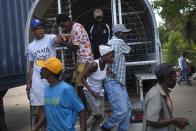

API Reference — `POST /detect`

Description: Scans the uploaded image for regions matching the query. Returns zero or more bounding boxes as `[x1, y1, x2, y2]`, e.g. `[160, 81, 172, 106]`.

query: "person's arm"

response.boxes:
[71, 24, 88, 50]
[147, 117, 189, 129]
[106, 67, 116, 78]
[26, 46, 35, 92]
[26, 61, 34, 92]
[89, 25, 94, 41]
[79, 109, 87, 131]
[32, 106, 46, 131]
[63, 41, 79, 50]
[178, 58, 182, 69]
[81, 62, 99, 99]
[120, 41, 131, 54]
[53, 34, 79, 50]
[105, 24, 111, 41]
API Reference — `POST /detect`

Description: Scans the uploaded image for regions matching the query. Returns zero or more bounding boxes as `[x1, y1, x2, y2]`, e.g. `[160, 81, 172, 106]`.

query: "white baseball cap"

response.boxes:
[112, 24, 131, 33]
[99, 45, 114, 56]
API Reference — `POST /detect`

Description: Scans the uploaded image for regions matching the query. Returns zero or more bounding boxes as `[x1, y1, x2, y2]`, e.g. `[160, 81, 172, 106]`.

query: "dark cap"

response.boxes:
[155, 63, 175, 80]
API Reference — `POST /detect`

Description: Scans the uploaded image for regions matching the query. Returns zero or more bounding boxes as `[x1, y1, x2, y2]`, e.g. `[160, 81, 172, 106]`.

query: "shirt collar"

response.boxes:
[112, 35, 118, 39]
[94, 22, 105, 27]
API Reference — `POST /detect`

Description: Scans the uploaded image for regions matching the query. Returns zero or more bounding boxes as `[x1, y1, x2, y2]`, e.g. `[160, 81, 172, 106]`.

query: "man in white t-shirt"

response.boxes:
[178, 51, 189, 85]
[26, 19, 62, 131]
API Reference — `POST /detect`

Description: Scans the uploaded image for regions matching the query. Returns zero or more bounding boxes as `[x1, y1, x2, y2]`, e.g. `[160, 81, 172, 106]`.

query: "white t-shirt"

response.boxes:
[28, 34, 56, 106]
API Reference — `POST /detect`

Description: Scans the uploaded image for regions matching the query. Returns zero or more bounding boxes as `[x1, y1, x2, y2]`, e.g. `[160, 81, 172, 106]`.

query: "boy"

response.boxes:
[33, 57, 86, 131]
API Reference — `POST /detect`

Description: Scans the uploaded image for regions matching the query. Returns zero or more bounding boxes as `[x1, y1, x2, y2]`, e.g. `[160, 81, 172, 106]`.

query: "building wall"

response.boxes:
[0, 0, 34, 91]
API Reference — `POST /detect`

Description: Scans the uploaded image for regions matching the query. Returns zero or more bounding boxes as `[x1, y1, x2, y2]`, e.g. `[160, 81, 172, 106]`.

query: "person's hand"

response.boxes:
[32, 127, 38, 131]
[107, 69, 116, 78]
[60, 34, 72, 41]
[26, 78, 32, 92]
[26, 84, 31, 92]
[26, 84, 31, 100]
[174, 117, 189, 129]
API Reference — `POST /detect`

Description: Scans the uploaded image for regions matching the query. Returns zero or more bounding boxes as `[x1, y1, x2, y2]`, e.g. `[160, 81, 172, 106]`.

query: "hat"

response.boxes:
[155, 63, 175, 79]
[94, 9, 103, 18]
[31, 19, 44, 29]
[112, 24, 131, 33]
[99, 45, 114, 56]
[36, 57, 63, 74]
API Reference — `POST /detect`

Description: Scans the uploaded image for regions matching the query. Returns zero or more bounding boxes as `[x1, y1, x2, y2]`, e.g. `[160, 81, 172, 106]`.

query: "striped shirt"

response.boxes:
[106, 36, 130, 85]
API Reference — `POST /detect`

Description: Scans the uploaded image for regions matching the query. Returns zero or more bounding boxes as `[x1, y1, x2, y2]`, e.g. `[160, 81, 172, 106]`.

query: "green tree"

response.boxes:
[163, 31, 196, 65]
[152, 0, 196, 43]
[152, 0, 196, 66]
[163, 31, 185, 65]
[158, 25, 169, 45]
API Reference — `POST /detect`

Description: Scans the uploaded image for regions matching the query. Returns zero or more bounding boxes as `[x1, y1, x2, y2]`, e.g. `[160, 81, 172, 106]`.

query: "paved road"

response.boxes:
[3, 81, 196, 131]
[172, 81, 196, 131]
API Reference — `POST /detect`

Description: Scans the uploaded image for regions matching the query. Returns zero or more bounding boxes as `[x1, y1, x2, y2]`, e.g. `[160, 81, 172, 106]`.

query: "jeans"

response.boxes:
[179, 68, 189, 83]
[103, 80, 131, 131]
[84, 90, 104, 131]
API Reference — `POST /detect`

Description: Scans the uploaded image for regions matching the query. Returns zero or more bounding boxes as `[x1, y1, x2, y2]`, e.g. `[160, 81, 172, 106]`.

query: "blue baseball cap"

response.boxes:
[31, 19, 44, 29]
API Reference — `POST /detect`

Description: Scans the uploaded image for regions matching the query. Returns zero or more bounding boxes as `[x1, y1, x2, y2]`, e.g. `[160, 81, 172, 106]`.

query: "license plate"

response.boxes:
[129, 123, 143, 131]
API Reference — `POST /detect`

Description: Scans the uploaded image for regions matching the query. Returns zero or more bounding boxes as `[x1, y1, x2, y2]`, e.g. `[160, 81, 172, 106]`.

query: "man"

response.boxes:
[143, 63, 189, 131]
[26, 19, 62, 131]
[101, 24, 132, 131]
[33, 57, 86, 131]
[56, 14, 93, 108]
[178, 51, 189, 85]
[81, 45, 114, 131]
[89, 9, 111, 59]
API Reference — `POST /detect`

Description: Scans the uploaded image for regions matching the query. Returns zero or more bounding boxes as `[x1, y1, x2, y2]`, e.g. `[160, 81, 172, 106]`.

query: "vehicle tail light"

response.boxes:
[131, 112, 144, 123]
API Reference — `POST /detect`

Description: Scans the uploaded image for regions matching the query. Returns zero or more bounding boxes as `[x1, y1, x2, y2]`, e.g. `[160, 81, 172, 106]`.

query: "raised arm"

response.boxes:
[53, 34, 79, 50]
[81, 62, 97, 93]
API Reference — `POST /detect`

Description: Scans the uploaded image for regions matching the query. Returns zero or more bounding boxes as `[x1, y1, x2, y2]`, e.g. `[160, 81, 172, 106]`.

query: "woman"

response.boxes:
[81, 45, 114, 131]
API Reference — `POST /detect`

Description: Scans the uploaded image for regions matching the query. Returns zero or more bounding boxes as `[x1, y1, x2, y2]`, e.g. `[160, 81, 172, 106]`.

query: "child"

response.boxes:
[33, 57, 86, 131]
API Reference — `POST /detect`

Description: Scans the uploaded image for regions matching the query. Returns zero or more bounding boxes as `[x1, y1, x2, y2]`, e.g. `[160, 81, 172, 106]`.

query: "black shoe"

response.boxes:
[100, 125, 111, 131]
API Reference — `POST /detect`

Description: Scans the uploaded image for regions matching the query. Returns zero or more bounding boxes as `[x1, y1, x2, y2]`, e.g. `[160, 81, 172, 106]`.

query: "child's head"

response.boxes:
[37, 57, 63, 81]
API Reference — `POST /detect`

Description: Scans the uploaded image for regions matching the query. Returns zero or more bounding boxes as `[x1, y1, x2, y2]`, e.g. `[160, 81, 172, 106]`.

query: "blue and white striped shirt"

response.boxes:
[106, 36, 130, 85]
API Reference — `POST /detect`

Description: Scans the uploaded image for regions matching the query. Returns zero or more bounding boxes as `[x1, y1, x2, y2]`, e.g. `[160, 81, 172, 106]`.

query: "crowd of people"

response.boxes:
[25, 8, 190, 131]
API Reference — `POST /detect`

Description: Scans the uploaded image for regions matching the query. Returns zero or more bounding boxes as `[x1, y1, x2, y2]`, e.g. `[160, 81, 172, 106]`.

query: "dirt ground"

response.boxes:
[3, 81, 196, 131]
